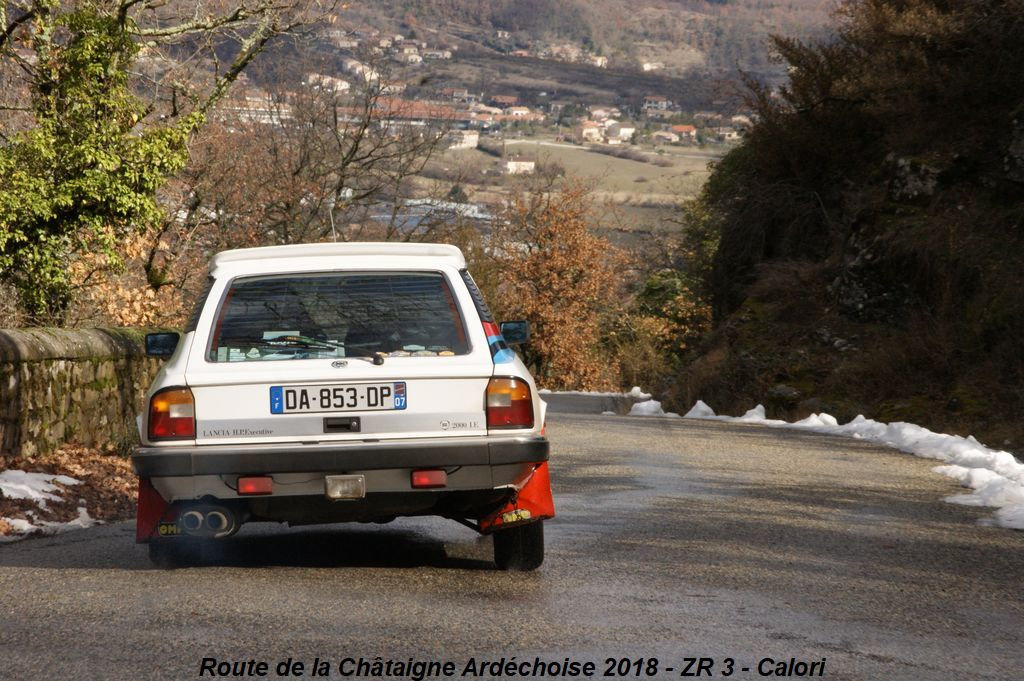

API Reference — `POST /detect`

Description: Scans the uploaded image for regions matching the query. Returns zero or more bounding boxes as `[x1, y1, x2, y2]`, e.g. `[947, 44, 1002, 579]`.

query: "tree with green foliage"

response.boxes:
[0, 0, 322, 323]
[1, 7, 191, 319]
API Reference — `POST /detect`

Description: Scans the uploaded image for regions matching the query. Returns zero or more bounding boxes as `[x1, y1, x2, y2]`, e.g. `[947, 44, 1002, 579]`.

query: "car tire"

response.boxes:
[147, 541, 201, 568]
[493, 520, 544, 571]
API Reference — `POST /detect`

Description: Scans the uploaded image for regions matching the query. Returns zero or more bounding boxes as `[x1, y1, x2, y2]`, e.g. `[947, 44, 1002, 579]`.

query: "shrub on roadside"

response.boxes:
[488, 181, 626, 390]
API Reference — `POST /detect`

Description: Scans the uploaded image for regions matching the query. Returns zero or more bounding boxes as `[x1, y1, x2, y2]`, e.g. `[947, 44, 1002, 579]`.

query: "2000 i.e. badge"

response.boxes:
[269, 382, 407, 414]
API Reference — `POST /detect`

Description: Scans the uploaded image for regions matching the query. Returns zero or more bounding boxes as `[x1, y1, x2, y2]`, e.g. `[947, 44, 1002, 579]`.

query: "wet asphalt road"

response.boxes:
[1, 412, 1022, 681]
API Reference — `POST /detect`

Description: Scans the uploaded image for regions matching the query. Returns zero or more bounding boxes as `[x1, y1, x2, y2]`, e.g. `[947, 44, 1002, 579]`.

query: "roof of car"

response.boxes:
[210, 242, 467, 272]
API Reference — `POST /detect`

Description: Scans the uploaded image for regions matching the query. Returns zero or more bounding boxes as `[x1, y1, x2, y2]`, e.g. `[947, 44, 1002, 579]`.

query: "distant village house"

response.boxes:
[505, 160, 536, 175]
[575, 120, 602, 143]
[643, 95, 672, 111]
[606, 121, 636, 142]
[305, 73, 350, 93]
[446, 130, 480, 150]
[670, 124, 697, 140]
[490, 94, 519, 108]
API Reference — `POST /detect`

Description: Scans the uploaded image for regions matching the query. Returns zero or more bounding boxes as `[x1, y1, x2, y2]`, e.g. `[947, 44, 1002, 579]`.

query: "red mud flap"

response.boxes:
[479, 462, 555, 533]
[135, 478, 175, 543]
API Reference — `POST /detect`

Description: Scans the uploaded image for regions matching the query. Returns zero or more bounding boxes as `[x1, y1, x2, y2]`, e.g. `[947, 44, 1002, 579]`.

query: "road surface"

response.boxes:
[1, 412, 1021, 680]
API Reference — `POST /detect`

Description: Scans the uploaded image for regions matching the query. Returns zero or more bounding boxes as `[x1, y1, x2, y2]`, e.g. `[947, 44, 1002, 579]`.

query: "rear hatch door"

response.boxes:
[185, 269, 492, 445]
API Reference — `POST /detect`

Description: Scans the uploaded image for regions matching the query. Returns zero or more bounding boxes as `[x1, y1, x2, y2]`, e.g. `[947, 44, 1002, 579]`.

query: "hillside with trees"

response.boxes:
[0, 1, 707, 395]
[349, 0, 832, 75]
[665, 0, 1024, 446]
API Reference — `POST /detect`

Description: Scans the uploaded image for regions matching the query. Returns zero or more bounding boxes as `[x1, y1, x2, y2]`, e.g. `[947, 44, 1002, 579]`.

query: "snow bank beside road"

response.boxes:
[542, 386, 679, 416]
[685, 402, 1024, 530]
[628, 399, 679, 417]
[540, 386, 652, 400]
[541, 386, 655, 416]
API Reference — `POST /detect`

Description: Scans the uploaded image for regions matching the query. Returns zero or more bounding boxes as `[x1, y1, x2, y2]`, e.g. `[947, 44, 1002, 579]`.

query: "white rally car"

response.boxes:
[132, 243, 553, 569]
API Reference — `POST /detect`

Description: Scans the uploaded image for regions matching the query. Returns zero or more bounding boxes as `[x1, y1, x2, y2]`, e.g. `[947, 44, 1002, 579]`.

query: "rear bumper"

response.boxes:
[132, 435, 548, 477]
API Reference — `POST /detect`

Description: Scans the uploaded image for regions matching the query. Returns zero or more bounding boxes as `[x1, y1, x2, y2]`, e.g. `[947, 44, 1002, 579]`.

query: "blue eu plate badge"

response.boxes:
[270, 386, 284, 414]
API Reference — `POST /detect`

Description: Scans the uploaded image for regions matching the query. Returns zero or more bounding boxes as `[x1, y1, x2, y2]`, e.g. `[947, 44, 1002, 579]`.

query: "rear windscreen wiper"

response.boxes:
[225, 335, 342, 350]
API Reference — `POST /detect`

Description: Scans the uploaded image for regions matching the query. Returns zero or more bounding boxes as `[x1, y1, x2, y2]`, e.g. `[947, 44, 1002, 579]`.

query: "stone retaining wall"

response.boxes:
[0, 328, 163, 458]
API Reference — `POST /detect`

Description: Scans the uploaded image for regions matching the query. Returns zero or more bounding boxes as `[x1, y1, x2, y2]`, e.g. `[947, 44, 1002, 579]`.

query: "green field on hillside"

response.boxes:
[434, 140, 718, 204]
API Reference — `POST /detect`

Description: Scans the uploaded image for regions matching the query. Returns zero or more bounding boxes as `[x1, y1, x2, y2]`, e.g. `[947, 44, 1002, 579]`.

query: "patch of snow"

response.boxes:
[995, 505, 1024, 529]
[0, 471, 98, 543]
[629, 399, 666, 416]
[601, 410, 617, 415]
[627, 386, 652, 400]
[0, 507, 101, 543]
[793, 412, 840, 428]
[0, 517, 37, 542]
[684, 401, 1024, 529]
[39, 507, 101, 533]
[0, 470, 81, 506]
[683, 400, 718, 419]
[627, 399, 680, 417]
[538, 386, 652, 398]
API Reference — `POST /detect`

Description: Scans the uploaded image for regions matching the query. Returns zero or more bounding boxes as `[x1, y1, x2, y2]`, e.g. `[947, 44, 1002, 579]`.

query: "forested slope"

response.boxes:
[670, 0, 1024, 445]
[350, 0, 831, 74]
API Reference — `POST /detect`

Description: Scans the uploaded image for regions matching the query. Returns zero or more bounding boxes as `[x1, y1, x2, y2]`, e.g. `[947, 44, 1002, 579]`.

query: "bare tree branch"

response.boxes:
[197, 13, 276, 118]
[133, 5, 252, 38]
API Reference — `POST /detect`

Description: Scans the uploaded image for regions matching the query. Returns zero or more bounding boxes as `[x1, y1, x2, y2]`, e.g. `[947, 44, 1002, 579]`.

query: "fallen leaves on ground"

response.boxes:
[0, 445, 136, 538]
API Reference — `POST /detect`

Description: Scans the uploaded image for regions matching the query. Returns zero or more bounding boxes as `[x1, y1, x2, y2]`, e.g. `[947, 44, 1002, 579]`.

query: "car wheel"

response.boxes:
[147, 541, 201, 568]
[493, 520, 544, 571]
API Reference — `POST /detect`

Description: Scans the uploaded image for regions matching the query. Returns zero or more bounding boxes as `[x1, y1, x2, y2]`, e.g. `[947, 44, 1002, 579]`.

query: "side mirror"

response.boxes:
[499, 320, 530, 345]
[145, 332, 180, 358]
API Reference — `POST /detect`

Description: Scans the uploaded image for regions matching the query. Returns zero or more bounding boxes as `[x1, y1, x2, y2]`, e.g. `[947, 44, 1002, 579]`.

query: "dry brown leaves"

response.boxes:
[492, 182, 628, 390]
[68, 230, 188, 327]
[0, 445, 137, 539]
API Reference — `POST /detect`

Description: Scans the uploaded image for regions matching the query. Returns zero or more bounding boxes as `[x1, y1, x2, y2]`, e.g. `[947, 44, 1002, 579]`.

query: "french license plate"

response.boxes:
[270, 382, 407, 414]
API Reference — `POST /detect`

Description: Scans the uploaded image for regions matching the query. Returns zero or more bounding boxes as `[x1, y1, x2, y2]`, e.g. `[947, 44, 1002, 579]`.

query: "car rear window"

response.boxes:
[207, 271, 469, 362]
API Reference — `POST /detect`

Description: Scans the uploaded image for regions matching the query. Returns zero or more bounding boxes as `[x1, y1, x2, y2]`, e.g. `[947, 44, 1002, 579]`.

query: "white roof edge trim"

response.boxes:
[210, 242, 466, 269]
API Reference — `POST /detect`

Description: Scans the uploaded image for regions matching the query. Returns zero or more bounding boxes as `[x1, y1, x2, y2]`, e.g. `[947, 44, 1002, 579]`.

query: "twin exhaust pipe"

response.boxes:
[178, 506, 236, 538]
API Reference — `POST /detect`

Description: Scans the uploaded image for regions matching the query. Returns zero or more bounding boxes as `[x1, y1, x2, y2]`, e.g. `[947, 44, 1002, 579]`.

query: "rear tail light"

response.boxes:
[148, 387, 196, 440]
[411, 469, 448, 489]
[486, 377, 534, 429]
[238, 476, 273, 495]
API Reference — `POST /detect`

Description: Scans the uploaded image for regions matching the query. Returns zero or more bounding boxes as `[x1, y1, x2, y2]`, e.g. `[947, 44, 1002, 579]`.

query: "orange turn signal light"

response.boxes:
[148, 387, 196, 440]
[485, 377, 534, 429]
